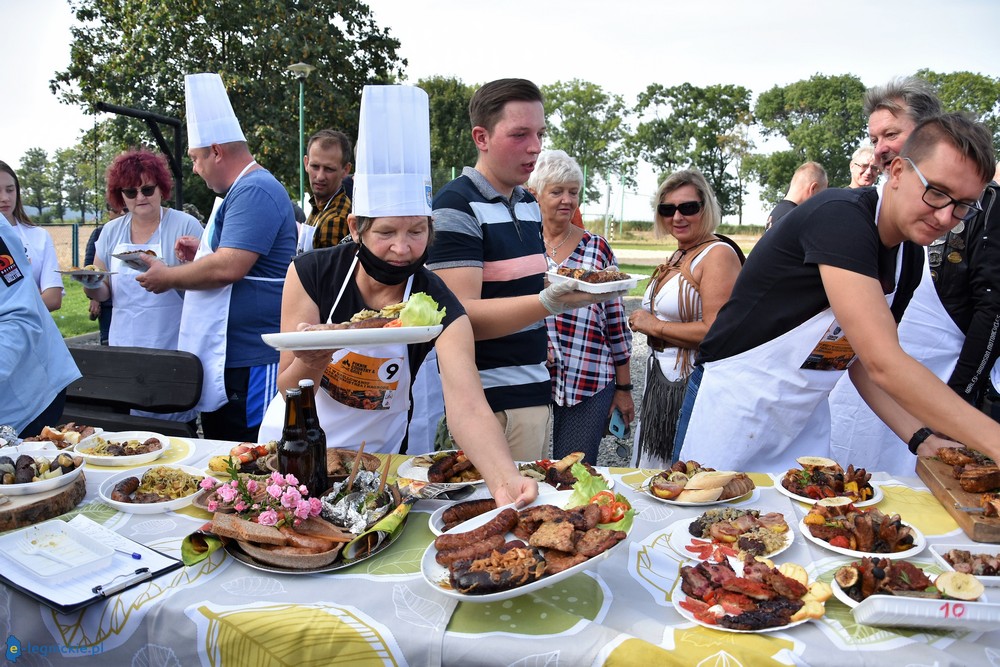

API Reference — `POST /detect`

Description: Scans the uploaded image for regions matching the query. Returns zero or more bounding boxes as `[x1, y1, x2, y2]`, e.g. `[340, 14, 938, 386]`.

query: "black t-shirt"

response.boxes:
[699, 187, 923, 363]
[765, 199, 797, 230]
[293, 243, 466, 378]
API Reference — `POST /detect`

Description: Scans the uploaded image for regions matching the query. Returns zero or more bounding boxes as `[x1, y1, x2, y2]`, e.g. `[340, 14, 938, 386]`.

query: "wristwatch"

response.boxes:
[907, 427, 934, 455]
[614, 383, 634, 392]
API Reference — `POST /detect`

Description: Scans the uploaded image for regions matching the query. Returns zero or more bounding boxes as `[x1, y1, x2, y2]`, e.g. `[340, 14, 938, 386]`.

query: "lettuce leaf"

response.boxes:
[565, 462, 635, 532]
[399, 292, 446, 327]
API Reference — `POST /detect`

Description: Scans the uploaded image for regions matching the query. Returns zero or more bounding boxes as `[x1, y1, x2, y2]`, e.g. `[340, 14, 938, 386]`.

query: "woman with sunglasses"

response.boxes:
[78, 149, 203, 423]
[627, 169, 743, 467]
[526, 150, 633, 465]
[0, 161, 63, 311]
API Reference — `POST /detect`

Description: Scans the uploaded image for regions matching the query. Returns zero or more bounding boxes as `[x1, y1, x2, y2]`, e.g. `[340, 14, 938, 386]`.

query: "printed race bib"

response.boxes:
[800, 321, 857, 371]
[320, 351, 403, 411]
[0, 237, 25, 287]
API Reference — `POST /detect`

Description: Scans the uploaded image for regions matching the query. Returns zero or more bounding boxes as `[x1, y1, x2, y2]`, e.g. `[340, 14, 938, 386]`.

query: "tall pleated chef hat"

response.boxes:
[184, 73, 247, 149]
[352, 85, 433, 217]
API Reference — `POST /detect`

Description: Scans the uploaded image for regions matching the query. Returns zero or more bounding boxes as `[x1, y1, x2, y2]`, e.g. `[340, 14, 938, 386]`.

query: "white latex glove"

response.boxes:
[74, 274, 105, 289]
[539, 281, 627, 315]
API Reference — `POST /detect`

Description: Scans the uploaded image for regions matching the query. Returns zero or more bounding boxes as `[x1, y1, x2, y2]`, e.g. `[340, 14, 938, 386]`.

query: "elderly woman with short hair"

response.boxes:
[527, 150, 633, 464]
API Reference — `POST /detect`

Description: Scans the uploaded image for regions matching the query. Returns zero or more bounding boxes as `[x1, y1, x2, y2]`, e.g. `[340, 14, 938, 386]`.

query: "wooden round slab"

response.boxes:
[0, 473, 87, 532]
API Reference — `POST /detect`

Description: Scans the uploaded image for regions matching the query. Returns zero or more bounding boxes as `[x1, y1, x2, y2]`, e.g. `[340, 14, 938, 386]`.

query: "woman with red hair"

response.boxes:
[78, 148, 203, 423]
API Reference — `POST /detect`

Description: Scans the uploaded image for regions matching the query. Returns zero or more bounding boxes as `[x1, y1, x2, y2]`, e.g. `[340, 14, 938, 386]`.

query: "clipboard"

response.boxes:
[0, 516, 183, 615]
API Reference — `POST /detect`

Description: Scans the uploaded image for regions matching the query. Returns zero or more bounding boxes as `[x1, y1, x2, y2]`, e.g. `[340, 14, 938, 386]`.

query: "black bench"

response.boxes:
[59, 346, 204, 438]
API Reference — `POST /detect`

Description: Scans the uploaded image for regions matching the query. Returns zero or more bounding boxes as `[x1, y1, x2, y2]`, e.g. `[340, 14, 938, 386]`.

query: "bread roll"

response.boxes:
[685, 471, 737, 490]
[676, 487, 724, 503]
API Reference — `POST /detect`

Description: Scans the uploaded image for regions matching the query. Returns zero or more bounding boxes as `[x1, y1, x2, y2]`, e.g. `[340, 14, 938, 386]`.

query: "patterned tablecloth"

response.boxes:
[2, 438, 998, 666]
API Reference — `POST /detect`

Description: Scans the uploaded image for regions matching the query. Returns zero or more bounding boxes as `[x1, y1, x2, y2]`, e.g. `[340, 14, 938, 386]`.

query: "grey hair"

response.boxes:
[353, 215, 435, 245]
[526, 150, 584, 193]
[851, 145, 875, 162]
[863, 76, 942, 124]
[652, 168, 722, 237]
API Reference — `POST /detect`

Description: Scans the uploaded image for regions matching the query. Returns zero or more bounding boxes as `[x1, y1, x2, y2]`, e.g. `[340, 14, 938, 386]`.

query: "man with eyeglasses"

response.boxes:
[848, 145, 880, 188]
[673, 113, 1000, 471]
[828, 78, 1000, 473]
[764, 162, 827, 231]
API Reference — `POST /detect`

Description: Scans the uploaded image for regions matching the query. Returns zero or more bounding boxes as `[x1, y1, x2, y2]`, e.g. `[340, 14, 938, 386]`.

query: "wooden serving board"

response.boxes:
[916, 457, 1000, 543]
[0, 474, 87, 532]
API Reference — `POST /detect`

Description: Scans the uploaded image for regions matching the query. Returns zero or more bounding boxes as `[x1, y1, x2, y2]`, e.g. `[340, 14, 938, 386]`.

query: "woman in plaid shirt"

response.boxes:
[528, 151, 634, 464]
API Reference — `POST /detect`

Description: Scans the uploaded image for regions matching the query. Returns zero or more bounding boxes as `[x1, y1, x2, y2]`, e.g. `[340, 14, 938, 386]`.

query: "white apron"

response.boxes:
[679, 243, 904, 473]
[828, 248, 963, 474]
[296, 223, 317, 255]
[258, 256, 414, 453]
[178, 162, 282, 413]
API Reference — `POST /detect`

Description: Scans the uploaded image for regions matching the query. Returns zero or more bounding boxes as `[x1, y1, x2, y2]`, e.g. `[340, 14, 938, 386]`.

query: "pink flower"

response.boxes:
[284, 473, 299, 487]
[234, 501, 247, 512]
[257, 509, 279, 526]
[246, 479, 259, 494]
[266, 483, 282, 499]
[280, 487, 303, 509]
[207, 500, 218, 512]
[218, 485, 239, 503]
[308, 497, 322, 514]
[293, 500, 312, 520]
[200, 477, 216, 490]
[269, 471, 283, 484]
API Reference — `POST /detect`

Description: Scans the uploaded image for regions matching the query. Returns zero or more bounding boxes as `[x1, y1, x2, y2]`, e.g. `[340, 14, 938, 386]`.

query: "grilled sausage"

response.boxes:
[433, 508, 518, 552]
[435, 534, 505, 566]
[428, 453, 459, 483]
[111, 476, 140, 503]
[441, 499, 497, 527]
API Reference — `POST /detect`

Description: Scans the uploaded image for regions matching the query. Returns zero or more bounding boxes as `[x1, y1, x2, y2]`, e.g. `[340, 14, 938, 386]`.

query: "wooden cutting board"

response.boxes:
[0, 474, 87, 532]
[915, 457, 1000, 543]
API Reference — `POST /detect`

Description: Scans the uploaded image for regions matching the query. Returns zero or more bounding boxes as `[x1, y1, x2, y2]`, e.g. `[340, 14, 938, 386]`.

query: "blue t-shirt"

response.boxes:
[211, 169, 297, 367]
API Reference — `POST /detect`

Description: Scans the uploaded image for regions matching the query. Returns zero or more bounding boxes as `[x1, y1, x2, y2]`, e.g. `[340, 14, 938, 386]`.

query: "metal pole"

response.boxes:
[298, 78, 305, 207]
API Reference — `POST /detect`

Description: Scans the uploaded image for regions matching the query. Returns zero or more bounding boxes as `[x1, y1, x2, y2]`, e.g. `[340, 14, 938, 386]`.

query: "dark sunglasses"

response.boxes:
[120, 185, 157, 199]
[657, 200, 702, 217]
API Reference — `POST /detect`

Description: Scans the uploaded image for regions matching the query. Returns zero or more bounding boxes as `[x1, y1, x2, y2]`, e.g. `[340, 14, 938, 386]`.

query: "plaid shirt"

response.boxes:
[546, 232, 632, 406]
[307, 188, 351, 248]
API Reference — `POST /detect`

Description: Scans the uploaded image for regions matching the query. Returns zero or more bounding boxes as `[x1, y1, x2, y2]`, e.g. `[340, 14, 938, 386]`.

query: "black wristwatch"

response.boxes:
[908, 427, 934, 455]
[614, 383, 634, 392]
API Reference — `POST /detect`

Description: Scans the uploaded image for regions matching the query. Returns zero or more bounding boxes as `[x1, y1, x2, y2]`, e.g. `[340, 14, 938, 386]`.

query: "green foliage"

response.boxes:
[18, 148, 50, 217]
[630, 83, 753, 218]
[541, 79, 633, 202]
[917, 69, 1000, 149]
[752, 73, 867, 203]
[52, 0, 407, 215]
[418, 75, 478, 194]
[54, 276, 99, 338]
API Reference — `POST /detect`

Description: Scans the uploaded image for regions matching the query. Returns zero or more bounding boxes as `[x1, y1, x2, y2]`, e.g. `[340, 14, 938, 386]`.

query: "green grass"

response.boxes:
[53, 276, 99, 338]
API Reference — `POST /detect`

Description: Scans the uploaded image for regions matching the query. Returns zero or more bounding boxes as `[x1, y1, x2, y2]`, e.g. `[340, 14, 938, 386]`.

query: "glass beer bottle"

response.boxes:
[277, 388, 317, 496]
[298, 379, 329, 497]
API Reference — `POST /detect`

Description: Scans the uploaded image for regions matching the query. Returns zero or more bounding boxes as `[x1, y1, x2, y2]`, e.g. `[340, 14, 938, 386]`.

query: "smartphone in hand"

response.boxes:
[607, 408, 630, 438]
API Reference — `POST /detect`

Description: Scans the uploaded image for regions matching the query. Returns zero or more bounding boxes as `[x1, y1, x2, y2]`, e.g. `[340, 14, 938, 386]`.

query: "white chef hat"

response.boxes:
[352, 85, 433, 218]
[184, 73, 246, 149]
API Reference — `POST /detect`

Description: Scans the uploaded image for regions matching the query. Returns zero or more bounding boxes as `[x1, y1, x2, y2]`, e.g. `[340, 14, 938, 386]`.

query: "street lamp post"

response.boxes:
[287, 62, 316, 207]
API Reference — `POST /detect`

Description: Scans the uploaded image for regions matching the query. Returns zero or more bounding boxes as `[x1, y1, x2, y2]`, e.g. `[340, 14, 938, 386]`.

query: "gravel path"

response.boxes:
[595, 296, 646, 468]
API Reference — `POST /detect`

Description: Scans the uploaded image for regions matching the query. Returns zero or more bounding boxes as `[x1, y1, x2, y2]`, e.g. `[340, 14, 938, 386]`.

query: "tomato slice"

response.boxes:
[590, 490, 615, 506]
[608, 501, 629, 523]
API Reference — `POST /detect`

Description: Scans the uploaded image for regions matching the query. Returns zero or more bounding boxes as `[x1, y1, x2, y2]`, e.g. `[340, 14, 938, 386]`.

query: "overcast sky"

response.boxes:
[6, 0, 1000, 222]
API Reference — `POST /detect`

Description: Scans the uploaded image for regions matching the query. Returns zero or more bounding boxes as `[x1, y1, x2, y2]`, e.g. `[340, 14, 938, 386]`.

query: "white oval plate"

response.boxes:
[641, 477, 754, 506]
[397, 450, 485, 486]
[428, 504, 450, 536]
[0, 451, 86, 496]
[666, 516, 794, 562]
[262, 325, 443, 351]
[73, 431, 169, 467]
[545, 270, 639, 294]
[771, 474, 883, 508]
[928, 543, 1000, 587]
[672, 584, 812, 633]
[850, 591, 1000, 631]
[98, 464, 208, 514]
[421, 490, 630, 602]
[798, 517, 925, 560]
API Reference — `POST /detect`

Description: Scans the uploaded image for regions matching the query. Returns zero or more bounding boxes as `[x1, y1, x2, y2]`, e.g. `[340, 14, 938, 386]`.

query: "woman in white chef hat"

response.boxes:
[261, 85, 537, 507]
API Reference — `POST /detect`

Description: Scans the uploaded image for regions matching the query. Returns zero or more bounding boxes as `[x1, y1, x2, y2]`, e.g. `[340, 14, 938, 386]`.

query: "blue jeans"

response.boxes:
[671, 364, 704, 462]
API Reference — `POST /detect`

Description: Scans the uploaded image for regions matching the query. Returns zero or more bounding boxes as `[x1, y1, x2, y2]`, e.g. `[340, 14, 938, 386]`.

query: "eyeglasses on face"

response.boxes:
[657, 200, 703, 218]
[120, 185, 157, 199]
[853, 162, 880, 174]
[903, 157, 982, 222]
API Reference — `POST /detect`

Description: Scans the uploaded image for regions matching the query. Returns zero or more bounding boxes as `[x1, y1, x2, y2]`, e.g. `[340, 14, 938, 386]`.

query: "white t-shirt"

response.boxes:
[12, 221, 62, 292]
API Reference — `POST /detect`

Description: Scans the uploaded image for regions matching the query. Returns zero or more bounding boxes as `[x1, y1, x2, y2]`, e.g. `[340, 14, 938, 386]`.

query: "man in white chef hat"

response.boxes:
[138, 72, 297, 442]
[262, 85, 537, 505]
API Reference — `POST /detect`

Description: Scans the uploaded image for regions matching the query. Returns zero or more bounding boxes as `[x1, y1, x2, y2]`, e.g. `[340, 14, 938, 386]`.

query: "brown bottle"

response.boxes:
[277, 388, 317, 496]
[298, 379, 329, 497]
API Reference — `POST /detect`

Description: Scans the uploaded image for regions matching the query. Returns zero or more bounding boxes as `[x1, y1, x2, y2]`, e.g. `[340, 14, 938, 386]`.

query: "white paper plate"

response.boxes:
[73, 431, 169, 467]
[422, 490, 629, 602]
[112, 250, 160, 271]
[666, 515, 794, 562]
[0, 451, 86, 496]
[929, 543, 1000, 587]
[545, 270, 638, 294]
[397, 450, 484, 486]
[262, 324, 443, 351]
[2, 519, 114, 578]
[56, 269, 115, 277]
[798, 517, 925, 560]
[672, 581, 812, 633]
[641, 477, 754, 506]
[98, 464, 208, 514]
[772, 474, 883, 508]
[852, 593, 1000, 631]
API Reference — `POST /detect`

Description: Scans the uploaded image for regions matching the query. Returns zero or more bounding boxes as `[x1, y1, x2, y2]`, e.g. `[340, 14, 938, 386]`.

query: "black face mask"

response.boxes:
[356, 242, 428, 285]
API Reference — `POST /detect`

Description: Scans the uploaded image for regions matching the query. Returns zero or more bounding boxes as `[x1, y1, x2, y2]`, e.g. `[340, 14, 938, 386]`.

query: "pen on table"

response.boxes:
[115, 548, 142, 560]
[92, 567, 151, 596]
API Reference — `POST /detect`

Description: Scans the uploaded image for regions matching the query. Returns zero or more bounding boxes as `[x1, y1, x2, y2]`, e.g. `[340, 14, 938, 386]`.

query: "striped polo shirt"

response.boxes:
[428, 167, 550, 412]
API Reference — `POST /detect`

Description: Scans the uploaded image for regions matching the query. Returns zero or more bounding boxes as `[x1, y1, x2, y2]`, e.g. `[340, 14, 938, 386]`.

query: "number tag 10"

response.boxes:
[938, 602, 966, 618]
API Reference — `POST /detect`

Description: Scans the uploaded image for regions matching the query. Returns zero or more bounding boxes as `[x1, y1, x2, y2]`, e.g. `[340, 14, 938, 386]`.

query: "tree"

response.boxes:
[752, 74, 867, 203]
[18, 148, 50, 219]
[542, 80, 631, 204]
[630, 83, 752, 217]
[717, 110, 756, 225]
[52, 0, 407, 215]
[417, 75, 478, 195]
[48, 149, 73, 221]
[917, 69, 1000, 148]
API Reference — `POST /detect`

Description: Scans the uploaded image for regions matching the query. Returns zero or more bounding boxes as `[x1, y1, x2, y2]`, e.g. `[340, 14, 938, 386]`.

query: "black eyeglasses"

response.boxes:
[903, 157, 982, 221]
[657, 201, 702, 218]
[853, 162, 880, 174]
[120, 185, 157, 199]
